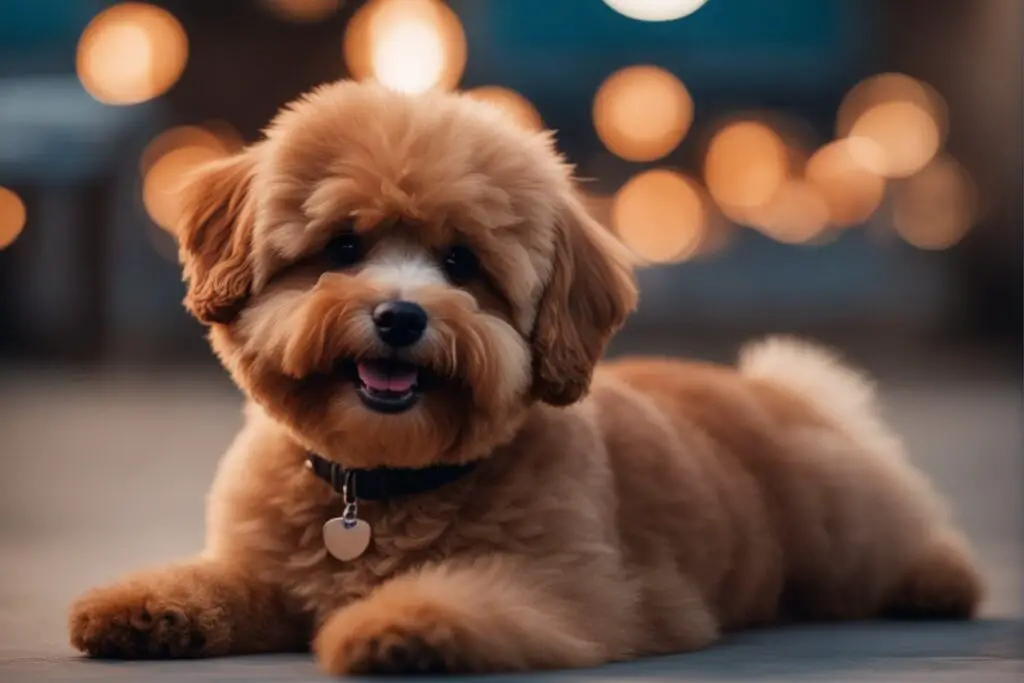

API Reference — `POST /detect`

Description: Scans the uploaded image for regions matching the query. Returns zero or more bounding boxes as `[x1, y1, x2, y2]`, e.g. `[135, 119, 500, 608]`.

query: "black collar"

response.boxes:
[306, 453, 477, 502]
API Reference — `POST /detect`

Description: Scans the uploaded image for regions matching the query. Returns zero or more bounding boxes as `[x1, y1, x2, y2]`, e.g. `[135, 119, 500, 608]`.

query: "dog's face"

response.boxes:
[174, 82, 637, 468]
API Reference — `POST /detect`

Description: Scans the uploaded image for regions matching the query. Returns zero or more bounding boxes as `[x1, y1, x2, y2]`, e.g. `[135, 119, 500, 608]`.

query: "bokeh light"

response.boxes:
[837, 73, 947, 178]
[0, 187, 27, 250]
[751, 179, 830, 244]
[465, 86, 544, 132]
[611, 169, 707, 263]
[805, 138, 886, 227]
[139, 125, 236, 176]
[893, 155, 977, 250]
[704, 120, 788, 222]
[263, 0, 340, 23]
[77, 3, 188, 106]
[602, 0, 711, 22]
[593, 66, 693, 162]
[141, 126, 241, 231]
[837, 73, 947, 138]
[344, 0, 466, 94]
[848, 102, 940, 178]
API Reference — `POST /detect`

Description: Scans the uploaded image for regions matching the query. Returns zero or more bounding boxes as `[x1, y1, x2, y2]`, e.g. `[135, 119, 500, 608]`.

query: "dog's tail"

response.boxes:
[737, 336, 893, 455]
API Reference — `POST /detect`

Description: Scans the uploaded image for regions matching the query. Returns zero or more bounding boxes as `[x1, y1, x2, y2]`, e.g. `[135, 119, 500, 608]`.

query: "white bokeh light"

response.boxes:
[372, 18, 445, 94]
[602, 0, 710, 22]
[344, 0, 466, 94]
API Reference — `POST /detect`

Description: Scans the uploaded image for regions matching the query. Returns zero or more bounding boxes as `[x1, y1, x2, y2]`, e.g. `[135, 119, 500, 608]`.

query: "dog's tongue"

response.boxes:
[357, 362, 417, 393]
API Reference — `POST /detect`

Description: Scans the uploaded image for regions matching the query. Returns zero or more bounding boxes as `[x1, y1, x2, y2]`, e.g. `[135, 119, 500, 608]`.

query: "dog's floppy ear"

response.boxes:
[531, 191, 638, 406]
[174, 150, 258, 325]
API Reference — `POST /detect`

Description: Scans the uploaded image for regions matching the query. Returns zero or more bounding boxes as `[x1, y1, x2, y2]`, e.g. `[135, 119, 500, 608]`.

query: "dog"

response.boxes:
[68, 80, 982, 675]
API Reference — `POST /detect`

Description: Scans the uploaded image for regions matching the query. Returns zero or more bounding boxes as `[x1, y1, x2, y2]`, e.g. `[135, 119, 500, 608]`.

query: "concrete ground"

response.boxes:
[0, 352, 1021, 681]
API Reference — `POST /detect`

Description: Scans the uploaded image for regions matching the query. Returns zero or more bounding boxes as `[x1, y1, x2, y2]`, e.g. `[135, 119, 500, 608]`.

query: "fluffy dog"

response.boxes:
[69, 81, 982, 675]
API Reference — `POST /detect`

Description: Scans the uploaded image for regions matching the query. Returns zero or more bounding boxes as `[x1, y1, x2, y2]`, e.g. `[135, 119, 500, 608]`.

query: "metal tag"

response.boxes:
[322, 517, 372, 561]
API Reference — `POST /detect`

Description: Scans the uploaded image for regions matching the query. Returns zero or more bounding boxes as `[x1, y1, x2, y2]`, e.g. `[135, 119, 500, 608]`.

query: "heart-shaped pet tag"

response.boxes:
[323, 517, 372, 561]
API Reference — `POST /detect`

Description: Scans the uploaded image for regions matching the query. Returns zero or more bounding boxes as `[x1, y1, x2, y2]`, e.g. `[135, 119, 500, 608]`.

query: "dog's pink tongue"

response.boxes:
[357, 363, 417, 393]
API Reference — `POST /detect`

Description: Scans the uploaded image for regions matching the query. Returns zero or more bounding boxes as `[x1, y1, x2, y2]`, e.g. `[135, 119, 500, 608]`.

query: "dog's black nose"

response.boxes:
[372, 300, 428, 348]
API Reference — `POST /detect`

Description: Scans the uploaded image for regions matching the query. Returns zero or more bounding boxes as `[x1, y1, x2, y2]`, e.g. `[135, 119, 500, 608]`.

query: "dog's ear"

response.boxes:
[531, 191, 638, 406]
[174, 150, 258, 325]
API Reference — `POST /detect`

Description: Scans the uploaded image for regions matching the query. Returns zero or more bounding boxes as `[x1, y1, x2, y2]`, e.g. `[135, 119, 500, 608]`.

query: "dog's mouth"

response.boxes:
[350, 358, 428, 414]
[305, 357, 452, 415]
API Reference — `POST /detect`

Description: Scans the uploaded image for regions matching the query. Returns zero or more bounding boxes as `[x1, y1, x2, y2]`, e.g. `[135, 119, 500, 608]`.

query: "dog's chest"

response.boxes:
[256, 496, 465, 619]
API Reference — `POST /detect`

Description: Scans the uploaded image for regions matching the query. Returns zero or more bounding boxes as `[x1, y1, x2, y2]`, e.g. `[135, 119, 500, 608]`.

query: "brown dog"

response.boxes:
[68, 81, 982, 675]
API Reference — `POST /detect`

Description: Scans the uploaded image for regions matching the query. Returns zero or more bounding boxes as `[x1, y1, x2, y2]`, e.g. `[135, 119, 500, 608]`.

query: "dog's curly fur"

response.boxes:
[69, 81, 983, 675]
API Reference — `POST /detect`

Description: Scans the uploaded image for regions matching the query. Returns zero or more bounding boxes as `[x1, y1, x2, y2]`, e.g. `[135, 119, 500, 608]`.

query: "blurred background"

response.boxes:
[0, 0, 1021, 669]
[0, 0, 1021, 364]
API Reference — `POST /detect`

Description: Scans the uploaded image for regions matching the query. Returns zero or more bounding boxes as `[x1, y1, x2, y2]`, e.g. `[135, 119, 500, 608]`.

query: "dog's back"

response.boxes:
[590, 338, 982, 644]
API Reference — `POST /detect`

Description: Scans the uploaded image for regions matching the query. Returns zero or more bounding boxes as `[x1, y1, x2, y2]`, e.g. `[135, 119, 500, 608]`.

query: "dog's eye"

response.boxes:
[441, 245, 479, 284]
[325, 233, 363, 269]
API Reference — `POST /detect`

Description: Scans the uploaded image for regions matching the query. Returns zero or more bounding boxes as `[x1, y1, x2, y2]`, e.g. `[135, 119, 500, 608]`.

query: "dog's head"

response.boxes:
[173, 81, 637, 468]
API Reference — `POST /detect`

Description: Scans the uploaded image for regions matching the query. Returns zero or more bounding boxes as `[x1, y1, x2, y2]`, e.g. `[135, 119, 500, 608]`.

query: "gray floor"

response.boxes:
[0, 362, 1021, 681]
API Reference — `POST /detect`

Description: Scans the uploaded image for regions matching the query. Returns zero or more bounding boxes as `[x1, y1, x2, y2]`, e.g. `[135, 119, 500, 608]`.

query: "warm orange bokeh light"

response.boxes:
[612, 169, 707, 263]
[141, 126, 240, 231]
[837, 73, 946, 179]
[704, 121, 788, 221]
[893, 155, 977, 250]
[751, 179, 830, 244]
[144, 147, 226, 231]
[805, 138, 886, 227]
[77, 3, 188, 105]
[139, 125, 238, 176]
[837, 73, 946, 139]
[593, 66, 693, 162]
[0, 186, 27, 250]
[344, 0, 466, 94]
[848, 101, 940, 178]
[263, 0, 340, 23]
[465, 86, 544, 132]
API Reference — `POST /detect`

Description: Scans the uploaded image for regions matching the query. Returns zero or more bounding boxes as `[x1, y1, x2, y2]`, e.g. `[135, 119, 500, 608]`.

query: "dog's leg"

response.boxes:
[69, 558, 304, 658]
[883, 530, 984, 619]
[313, 557, 621, 675]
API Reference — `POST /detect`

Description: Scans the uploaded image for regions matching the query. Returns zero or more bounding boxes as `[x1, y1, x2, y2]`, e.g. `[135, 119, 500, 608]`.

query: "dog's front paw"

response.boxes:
[319, 623, 456, 675]
[69, 581, 218, 659]
[314, 600, 469, 675]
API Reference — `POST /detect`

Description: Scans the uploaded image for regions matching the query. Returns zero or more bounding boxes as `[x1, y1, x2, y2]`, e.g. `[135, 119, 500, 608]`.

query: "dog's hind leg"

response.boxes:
[883, 530, 984, 619]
